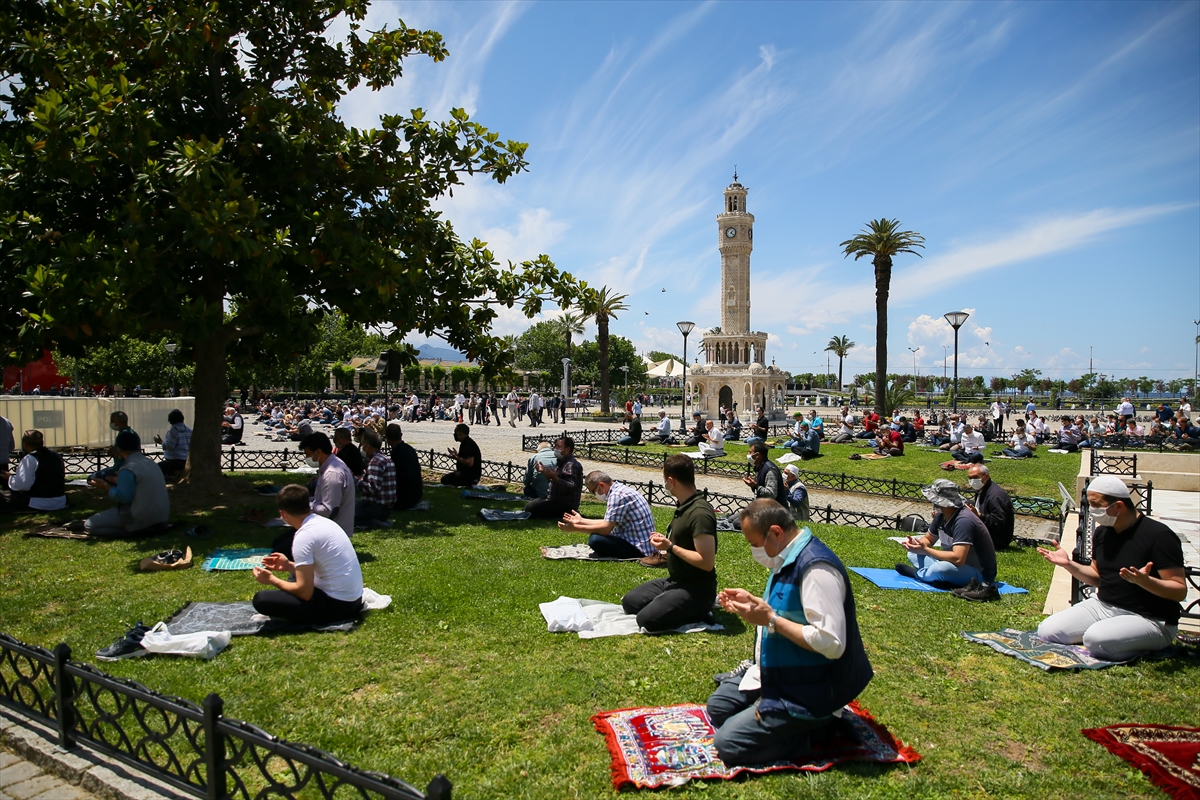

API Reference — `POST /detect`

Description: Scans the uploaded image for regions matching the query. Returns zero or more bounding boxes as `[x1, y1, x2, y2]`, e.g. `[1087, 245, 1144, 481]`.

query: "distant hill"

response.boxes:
[413, 342, 469, 362]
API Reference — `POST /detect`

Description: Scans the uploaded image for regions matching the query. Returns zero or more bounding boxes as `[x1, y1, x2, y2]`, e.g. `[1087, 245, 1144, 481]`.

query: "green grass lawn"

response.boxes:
[1, 474, 1191, 799]
[602, 439, 1081, 500]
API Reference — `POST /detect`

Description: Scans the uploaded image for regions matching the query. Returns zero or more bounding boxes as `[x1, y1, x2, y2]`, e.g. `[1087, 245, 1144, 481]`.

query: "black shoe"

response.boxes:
[702, 611, 716, 626]
[894, 562, 919, 579]
[712, 659, 754, 684]
[151, 549, 185, 566]
[951, 578, 981, 596]
[957, 582, 1001, 602]
[96, 622, 152, 661]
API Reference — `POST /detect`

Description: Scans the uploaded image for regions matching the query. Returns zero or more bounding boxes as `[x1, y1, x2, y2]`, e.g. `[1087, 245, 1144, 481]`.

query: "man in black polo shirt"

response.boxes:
[332, 427, 364, 478]
[966, 464, 1014, 550]
[621, 455, 718, 631]
[385, 423, 423, 511]
[440, 424, 482, 487]
[743, 443, 786, 504]
[1037, 476, 1185, 661]
[743, 407, 769, 446]
[524, 436, 583, 519]
[0, 429, 66, 512]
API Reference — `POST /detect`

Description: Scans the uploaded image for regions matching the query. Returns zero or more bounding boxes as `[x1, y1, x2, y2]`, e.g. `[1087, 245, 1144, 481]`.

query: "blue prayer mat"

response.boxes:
[848, 567, 1028, 595]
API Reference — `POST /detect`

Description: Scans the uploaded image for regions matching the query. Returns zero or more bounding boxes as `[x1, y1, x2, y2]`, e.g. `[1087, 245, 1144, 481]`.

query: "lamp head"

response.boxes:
[677, 321, 695, 337]
[943, 311, 970, 330]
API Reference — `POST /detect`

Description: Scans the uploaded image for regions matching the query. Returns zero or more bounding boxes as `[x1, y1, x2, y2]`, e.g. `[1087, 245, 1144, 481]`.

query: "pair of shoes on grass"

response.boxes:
[96, 621, 152, 661]
[952, 578, 1000, 602]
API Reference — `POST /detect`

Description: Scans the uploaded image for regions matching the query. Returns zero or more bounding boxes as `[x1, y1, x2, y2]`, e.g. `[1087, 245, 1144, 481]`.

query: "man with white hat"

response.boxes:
[782, 465, 811, 522]
[1036, 475, 1185, 661]
[896, 479, 998, 598]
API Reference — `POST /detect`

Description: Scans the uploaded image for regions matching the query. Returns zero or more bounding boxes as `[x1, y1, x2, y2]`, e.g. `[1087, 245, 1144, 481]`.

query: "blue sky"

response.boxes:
[336, 1, 1200, 384]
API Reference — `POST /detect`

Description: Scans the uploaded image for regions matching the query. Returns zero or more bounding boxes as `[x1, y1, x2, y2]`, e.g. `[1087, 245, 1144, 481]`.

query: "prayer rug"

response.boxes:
[540, 543, 643, 562]
[462, 489, 528, 502]
[1082, 724, 1200, 799]
[200, 548, 273, 572]
[24, 527, 91, 540]
[165, 601, 358, 636]
[849, 567, 1028, 595]
[479, 508, 531, 522]
[961, 629, 1134, 670]
[592, 701, 920, 789]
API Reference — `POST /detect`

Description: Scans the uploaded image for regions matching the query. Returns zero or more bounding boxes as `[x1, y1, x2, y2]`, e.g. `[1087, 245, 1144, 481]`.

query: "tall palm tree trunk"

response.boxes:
[837, 356, 844, 390]
[598, 312, 611, 414]
[873, 256, 891, 415]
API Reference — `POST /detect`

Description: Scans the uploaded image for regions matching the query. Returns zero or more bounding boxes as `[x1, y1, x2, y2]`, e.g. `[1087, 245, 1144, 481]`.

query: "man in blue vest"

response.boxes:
[708, 499, 873, 766]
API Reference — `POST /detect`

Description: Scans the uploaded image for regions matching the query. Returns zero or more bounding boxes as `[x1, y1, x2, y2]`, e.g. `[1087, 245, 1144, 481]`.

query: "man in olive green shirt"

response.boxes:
[621, 454, 718, 631]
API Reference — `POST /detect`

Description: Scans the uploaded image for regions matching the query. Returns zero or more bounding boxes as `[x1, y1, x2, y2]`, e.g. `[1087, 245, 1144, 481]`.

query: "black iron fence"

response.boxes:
[1091, 449, 1137, 477]
[0, 634, 450, 800]
[519, 435, 1065, 522]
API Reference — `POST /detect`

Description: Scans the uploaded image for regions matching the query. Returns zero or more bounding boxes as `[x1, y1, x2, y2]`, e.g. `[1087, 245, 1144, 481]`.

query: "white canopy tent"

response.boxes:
[646, 358, 685, 378]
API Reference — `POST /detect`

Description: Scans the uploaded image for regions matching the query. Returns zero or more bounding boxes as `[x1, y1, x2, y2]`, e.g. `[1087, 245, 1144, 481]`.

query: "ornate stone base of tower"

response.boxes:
[688, 359, 786, 420]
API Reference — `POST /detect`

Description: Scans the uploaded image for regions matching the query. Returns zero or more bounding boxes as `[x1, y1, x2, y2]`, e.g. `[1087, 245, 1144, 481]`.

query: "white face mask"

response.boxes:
[595, 489, 608, 503]
[1090, 504, 1120, 527]
[750, 546, 783, 572]
[968, 478, 984, 490]
[110, 422, 122, 431]
[746, 453, 755, 463]
[304, 456, 320, 469]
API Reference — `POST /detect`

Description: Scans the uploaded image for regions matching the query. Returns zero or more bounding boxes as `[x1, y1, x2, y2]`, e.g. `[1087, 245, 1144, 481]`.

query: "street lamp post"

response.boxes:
[620, 364, 629, 388]
[677, 321, 695, 426]
[944, 311, 970, 412]
[561, 358, 571, 419]
[165, 343, 178, 397]
[1193, 319, 1199, 400]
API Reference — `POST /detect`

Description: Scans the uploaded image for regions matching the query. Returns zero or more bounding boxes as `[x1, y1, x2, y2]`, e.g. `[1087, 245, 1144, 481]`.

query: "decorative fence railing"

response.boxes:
[519, 437, 1066, 522]
[0, 635, 450, 800]
[1091, 449, 1137, 477]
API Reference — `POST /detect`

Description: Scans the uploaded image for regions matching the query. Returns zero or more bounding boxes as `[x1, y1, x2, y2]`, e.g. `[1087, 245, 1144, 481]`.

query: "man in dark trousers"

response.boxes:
[0, 429, 66, 512]
[385, 423, 423, 511]
[966, 464, 1014, 549]
[440, 424, 482, 487]
[524, 436, 583, 519]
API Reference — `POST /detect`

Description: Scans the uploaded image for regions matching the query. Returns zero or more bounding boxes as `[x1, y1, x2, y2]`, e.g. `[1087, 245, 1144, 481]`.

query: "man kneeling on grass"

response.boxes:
[557, 471, 657, 560]
[620, 455, 717, 630]
[252, 485, 364, 625]
[708, 499, 873, 766]
[896, 479, 999, 601]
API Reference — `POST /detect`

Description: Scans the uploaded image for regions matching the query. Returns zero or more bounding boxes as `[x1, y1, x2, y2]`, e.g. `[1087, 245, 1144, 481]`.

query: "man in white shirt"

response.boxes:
[1, 429, 66, 512]
[651, 410, 672, 444]
[1029, 411, 1047, 442]
[253, 485, 364, 624]
[698, 420, 726, 458]
[938, 415, 966, 451]
[952, 424, 986, 464]
[528, 391, 544, 427]
[1117, 397, 1135, 423]
[830, 407, 855, 443]
[990, 398, 1005, 435]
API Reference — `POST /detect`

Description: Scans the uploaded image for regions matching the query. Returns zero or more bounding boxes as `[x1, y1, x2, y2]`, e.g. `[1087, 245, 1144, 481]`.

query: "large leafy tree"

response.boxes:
[824, 335, 855, 390]
[840, 219, 924, 415]
[514, 320, 570, 385]
[571, 336, 644, 390]
[0, 1, 583, 488]
[582, 286, 628, 414]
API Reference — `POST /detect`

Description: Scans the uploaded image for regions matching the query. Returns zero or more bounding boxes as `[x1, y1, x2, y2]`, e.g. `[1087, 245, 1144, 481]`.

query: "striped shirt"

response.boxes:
[162, 423, 191, 461]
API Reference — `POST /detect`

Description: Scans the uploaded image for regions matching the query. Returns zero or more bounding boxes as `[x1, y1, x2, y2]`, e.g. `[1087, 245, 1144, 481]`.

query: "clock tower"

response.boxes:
[718, 173, 753, 333]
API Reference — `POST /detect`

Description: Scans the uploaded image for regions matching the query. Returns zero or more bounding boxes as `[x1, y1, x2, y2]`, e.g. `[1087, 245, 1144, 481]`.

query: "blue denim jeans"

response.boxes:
[706, 677, 830, 766]
[742, 436, 765, 446]
[907, 551, 981, 587]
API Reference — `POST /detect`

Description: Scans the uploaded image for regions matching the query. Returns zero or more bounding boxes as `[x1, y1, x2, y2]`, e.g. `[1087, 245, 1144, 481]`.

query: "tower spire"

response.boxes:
[733, 165, 738, 182]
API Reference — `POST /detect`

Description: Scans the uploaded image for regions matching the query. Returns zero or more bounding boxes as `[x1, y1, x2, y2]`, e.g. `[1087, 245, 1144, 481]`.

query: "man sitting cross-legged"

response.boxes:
[895, 479, 998, 593]
[252, 485, 364, 625]
[84, 430, 171, 538]
[697, 419, 726, 458]
[0, 429, 66, 513]
[708, 499, 873, 766]
[354, 429, 396, 527]
[557, 471, 657, 560]
[1036, 475, 1185, 661]
[524, 436, 583, 520]
[620, 455, 718, 631]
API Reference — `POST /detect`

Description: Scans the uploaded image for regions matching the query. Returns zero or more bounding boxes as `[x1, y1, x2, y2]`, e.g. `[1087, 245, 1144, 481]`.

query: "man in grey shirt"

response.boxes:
[299, 432, 354, 537]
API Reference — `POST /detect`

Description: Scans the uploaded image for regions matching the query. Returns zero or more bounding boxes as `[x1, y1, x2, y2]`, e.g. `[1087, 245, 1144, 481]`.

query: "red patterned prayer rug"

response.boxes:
[591, 701, 920, 789]
[1082, 724, 1200, 799]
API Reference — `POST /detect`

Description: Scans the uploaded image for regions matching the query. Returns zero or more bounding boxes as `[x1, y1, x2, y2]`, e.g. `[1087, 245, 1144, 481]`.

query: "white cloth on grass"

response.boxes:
[539, 596, 723, 638]
[141, 623, 231, 660]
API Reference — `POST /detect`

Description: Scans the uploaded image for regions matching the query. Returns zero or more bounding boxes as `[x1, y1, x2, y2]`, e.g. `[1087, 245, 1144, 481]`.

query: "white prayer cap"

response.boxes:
[783, 464, 800, 477]
[1087, 475, 1130, 499]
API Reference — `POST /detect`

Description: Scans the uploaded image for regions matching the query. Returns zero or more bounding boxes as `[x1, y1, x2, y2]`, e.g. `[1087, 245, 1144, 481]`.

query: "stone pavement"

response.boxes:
[228, 409, 1057, 540]
[1, 749, 93, 800]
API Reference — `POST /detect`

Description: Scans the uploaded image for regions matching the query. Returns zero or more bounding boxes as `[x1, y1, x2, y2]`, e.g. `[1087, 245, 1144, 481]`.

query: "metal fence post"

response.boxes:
[1145, 479, 1153, 516]
[840, 473, 846, 492]
[824, 505, 832, 523]
[1131, 453, 1137, 477]
[891, 478, 897, 498]
[230, 447, 237, 473]
[52, 643, 75, 750]
[426, 774, 452, 800]
[507, 462, 514, 484]
[203, 693, 227, 800]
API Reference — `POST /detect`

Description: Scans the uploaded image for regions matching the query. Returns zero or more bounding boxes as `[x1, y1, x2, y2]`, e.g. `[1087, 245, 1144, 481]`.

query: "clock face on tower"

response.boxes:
[725, 227, 737, 239]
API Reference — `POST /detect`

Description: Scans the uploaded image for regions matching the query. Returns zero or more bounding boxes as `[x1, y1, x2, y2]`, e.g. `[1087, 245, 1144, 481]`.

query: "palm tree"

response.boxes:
[824, 335, 855, 391]
[557, 312, 585, 363]
[582, 287, 629, 414]
[840, 219, 925, 415]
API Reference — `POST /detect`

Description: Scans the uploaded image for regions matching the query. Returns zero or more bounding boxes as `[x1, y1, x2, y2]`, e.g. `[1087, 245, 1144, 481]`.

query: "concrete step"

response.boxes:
[1136, 471, 1200, 492]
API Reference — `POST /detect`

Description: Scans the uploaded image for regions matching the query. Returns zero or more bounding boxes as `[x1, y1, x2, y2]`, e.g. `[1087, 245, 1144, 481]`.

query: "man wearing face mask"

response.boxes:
[896, 479, 997, 593]
[964, 464, 1013, 554]
[621, 455, 718, 631]
[439, 423, 482, 487]
[90, 411, 136, 487]
[557, 471, 656, 559]
[742, 443, 786, 504]
[1036, 476, 1185, 661]
[782, 465, 811, 522]
[295, 432, 354, 545]
[525, 436, 583, 520]
[707, 499, 872, 767]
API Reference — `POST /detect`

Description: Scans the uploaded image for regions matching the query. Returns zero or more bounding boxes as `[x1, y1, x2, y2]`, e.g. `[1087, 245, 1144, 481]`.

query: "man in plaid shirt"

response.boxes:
[355, 429, 396, 528]
[558, 471, 656, 559]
